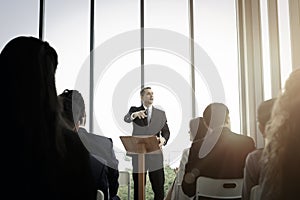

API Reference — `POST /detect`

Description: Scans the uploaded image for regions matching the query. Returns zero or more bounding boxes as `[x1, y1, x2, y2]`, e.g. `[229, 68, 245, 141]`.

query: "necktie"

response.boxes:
[146, 108, 151, 125]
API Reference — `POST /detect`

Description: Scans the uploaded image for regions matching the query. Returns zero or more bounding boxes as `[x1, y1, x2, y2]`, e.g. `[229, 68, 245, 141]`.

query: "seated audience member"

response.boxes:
[59, 89, 120, 200]
[242, 99, 275, 200]
[166, 117, 207, 200]
[259, 69, 300, 200]
[0, 37, 95, 200]
[182, 103, 255, 198]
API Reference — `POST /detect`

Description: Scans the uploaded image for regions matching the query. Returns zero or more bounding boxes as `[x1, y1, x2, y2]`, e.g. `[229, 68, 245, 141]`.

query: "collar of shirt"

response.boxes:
[143, 104, 153, 112]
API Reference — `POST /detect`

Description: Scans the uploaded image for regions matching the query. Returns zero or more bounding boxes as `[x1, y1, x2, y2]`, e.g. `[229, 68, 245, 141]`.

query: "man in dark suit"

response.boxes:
[124, 87, 170, 200]
[182, 103, 255, 198]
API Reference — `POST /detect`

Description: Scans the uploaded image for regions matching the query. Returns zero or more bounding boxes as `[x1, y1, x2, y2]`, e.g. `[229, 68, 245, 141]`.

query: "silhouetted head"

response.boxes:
[257, 98, 276, 137]
[0, 36, 59, 145]
[59, 89, 86, 131]
[1, 36, 58, 110]
[203, 103, 229, 129]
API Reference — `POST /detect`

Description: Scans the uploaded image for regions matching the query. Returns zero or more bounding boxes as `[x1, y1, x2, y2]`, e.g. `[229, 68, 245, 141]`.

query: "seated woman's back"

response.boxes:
[0, 36, 95, 200]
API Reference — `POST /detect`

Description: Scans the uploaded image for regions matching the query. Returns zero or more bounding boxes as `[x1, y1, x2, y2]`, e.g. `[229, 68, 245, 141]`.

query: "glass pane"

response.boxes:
[145, 0, 191, 167]
[194, 0, 241, 133]
[0, 0, 38, 50]
[44, 0, 90, 129]
[95, 0, 140, 44]
[94, 0, 140, 170]
[260, 0, 272, 100]
[278, 0, 292, 88]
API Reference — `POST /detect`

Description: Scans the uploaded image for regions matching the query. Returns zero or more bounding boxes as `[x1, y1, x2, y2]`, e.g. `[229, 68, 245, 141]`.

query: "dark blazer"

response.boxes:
[57, 128, 97, 200]
[182, 127, 255, 197]
[124, 105, 170, 143]
[78, 128, 119, 200]
[90, 154, 120, 200]
[78, 128, 119, 169]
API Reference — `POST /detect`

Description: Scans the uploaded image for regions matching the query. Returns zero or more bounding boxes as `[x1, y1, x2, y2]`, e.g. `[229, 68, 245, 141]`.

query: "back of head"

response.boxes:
[0, 36, 60, 197]
[59, 89, 86, 129]
[0, 36, 59, 149]
[257, 98, 276, 137]
[203, 103, 229, 129]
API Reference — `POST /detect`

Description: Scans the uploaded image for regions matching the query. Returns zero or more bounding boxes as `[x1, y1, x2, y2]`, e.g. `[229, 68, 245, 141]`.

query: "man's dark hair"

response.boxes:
[140, 87, 152, 96]
[257, 98, 276, 128]
[59, 89, 86, 127]
[203, 103, 229, 128]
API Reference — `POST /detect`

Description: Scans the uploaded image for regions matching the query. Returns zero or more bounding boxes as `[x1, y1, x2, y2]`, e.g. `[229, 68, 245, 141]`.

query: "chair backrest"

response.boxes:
[196, 177, 243, 199]
[96, 190, 104, 200]
[250, 185, 261, 200]
[118, 171, 130, 200]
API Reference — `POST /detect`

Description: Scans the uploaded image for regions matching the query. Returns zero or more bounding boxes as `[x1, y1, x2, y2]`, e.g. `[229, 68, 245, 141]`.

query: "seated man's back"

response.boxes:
[182, 103, 255, 198]
[182, 127, 255, 197]
[78, 127, 120, 200]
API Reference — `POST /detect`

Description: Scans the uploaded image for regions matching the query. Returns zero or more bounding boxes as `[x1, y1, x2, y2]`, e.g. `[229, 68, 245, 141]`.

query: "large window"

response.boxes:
[278, 0, 292, 88]
[144, 0, 192, 166]
[44, 0, 90, 129]
[260, 0, 292, 99]
[94, 0, 140, 170]
[0, 0, 38, 50]
[194, 0, 241, 133]
[260, 0, 272, 100]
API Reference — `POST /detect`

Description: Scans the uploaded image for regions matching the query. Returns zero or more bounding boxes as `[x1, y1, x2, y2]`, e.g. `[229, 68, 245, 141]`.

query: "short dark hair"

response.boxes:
[257, 98, 276, 128]
[203, 103, 229, 128]
[59, 89, 86, 127]
[140, 87, 152, 96]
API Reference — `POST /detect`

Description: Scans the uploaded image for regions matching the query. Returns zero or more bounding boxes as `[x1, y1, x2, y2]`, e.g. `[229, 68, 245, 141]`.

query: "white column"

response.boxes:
[268, 0, 282, 97]
[289, 0, 300, 69]
[236, 0, 264, 147]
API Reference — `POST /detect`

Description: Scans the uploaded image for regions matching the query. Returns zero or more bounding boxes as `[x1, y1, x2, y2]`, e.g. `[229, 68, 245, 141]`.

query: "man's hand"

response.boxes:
[132, 110, 147, 119]
[158, 136, 166, 148]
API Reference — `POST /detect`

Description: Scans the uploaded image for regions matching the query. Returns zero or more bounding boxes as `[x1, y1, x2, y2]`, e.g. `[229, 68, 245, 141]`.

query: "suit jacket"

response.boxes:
[182, 127, 255, 197]
[242, 149, 263, 200]
[124, 105, 170, 143]
[78, 128, 119, 200]
[90, 154, 120, 200]
[78, 128, 119, 169]
[57, 128, 97, 200]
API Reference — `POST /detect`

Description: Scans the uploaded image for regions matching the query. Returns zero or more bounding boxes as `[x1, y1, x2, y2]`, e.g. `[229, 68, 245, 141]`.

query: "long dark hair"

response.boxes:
[0, 36, 63, 194]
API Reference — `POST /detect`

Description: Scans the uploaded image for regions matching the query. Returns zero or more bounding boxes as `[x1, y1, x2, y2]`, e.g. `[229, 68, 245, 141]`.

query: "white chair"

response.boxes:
[118, 171, 131, 200]
[96, 190, 104, 200]
[250, 185, 261, 200]
[196, 177, 243, 199]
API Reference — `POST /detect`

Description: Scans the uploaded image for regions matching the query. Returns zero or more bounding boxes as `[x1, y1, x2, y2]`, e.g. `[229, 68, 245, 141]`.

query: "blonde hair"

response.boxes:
[261, 68, 300, 198]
